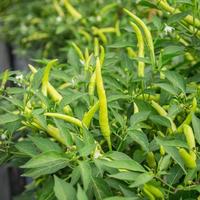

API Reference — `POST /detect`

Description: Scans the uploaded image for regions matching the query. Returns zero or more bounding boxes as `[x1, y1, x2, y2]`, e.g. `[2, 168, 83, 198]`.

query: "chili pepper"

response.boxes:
[29, 64, 64, 103]
[42, 59, 58, 96]
[96, 57, 112, 150]
[151, 100, 176, 132]
[53, 0, 64, 17]
[126, 47, 137, 58]
[160, 145, 165, 156]
[88, 72, 96, 105]
[144, 184, 164, 200]
[179, 148, 196, 169]
[147, 152, 156, 168]
[46, 124, 66, 145]
[47, 82, 62, 103]
[63, 0, 82, 20]
[0, 69, 9, 90]
[79, 29, 92, 42]
[142, 187, 155, 200]
[133, 102, 139, 114]
[177, 97, 197, 132]
[130, 22, 145, 77]
[94, 37, 99, 57]
[99, 27, 115, 33]
[99, 3, 117, 16]
[183, 124, 196, 150]
[100, 45, 105, 65]
[82, 101, 99, 128]
[63, 105, 73, 116]
[72, 42, 84, 62]
[115, 20, 121, 37]
[92, 27, 108, 44]
[124, 8, 156, 69]
[44, 112, 83, 128]
[155, 0, 200, 28]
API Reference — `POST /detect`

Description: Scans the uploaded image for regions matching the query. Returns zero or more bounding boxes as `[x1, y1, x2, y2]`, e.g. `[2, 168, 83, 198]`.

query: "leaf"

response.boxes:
[149, 115, 171, 128]
[15, 140, 39, 157]
[128, 130, 149, 152]
[156, 138, 186, 173]
[21, 151, 68, 174]
[104, 197, 138, 200]
[0, 113, 20, 125]
[130, 111, 150, 126]
[155, 83, 179, 95]
[92, 177, 112, 200]
[77, 184, 88, 200]
[100, 159, 146, 172]
[192, 114, 200, 145]
[165, 71, 186, 93]
[29, 136, 62, 153]
[54, 175, 76, 200]
[107, 41, 134, 48]
[79, 160, 92, 191]
[109, 171, 140, 181]
[106, 151, 132, 160]
[129, 172, 154, 188]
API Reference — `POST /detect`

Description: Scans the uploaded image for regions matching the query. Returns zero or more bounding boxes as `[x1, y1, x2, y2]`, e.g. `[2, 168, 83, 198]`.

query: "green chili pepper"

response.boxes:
[144, 184, 164, 200]
[147, 152, 156, 168]
[63, 105, 73, 116]
[88, 72, 96, 105]
[183, 124, 196, 150]
[0, 69, 9, 90]
[126, 47, 137, 58]
[82, 101, 99, 128]
[72, 42, 84, 62]
[124, 8, 156, 69]
[130, 22, 145, 77]
[177, 97, 197, 132]
[42, 59, 58, 96]
[143, 186, 155, 200]
[63, 0, 82, 20]
[179, 148, 196, 169]
[155, 0, 200, 28]
[53, 0, 64, 17]
[96, 57, 112, 150]
[44, 113, 83, 128]
[46, 124, 66, 145]
[151, 100, 176, 132]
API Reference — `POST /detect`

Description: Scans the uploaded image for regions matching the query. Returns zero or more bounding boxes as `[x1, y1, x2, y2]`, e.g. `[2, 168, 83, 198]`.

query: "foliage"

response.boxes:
[0, 0, 200, 199]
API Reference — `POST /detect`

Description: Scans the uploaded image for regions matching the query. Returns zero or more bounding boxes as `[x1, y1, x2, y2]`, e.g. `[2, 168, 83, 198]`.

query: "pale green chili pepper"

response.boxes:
[82, 101, 99, 128]
[42, 59, 58, 96]
[183, 124, 196, 151]
[72, 42, 85, 62]
[124, 8, 156, 69]
[147, 152, 156, 168]
[179, 148, 196, 169]
[130, 21, 145, 77]
[63, 0, 82, 20]
[177, 97, 197, 132]
[44, 113, 83, 128]
[151, 100, 177, 132]
[155, 0, 200, 28]
[144, 184, 164, 200]
[96, 57, 111, 150]
[1, 69, 9, 90]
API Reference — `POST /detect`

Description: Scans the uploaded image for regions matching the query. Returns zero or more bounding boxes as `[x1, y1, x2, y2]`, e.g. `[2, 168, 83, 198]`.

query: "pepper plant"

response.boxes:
[1, 1, 200, 200]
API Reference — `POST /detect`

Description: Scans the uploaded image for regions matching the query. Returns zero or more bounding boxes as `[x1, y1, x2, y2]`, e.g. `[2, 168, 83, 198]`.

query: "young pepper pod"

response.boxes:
[179, 148, 196, 169]
[147, 152, 156, 168]
[144, 184, 164, 200]
[96, 57, 112, 150]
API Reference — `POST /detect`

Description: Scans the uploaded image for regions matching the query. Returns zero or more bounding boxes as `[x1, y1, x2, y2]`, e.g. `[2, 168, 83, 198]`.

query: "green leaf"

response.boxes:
[21, 151, 68, 174]
[29, 136, 62, 153]
[129, 172, 154, 188]
[54, 175, 76, 200]
[77, 184, 88, 200]
[149, 115, 171, 128]
[165, 71, 186, 93]
[92, 177, 112, 200]
[192, 114, 200, 145]
[79, 160, 92, 191]
[99, 159, 146, 172]
[128, 130, 149, 152]
[155, 83, 179, 95]
[130, 111, 150, 126]
[15, 140, 39, 157]
[107, 41, 134, 48]
[0, 113, 20, 125]
[109, 171, 140, 181]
